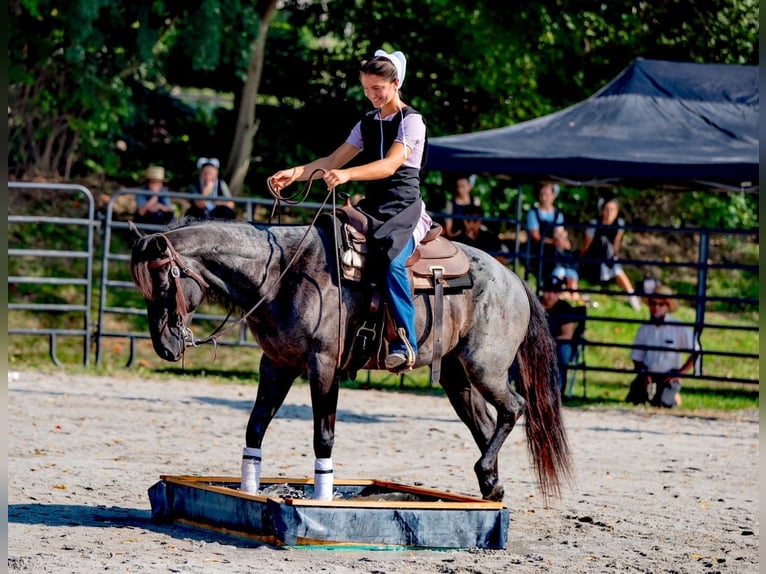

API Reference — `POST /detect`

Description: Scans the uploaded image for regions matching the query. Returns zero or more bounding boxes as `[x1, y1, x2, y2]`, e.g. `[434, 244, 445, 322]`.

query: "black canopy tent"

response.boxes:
[425, 58, 758, 193]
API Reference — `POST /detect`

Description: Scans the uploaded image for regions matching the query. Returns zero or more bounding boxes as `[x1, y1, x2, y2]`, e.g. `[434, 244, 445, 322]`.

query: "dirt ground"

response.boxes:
[7, 370, 759, 573]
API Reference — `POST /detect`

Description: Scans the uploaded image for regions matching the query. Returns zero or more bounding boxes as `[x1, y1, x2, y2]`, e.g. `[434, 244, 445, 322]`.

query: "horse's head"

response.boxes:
[129, 223, 209, 361]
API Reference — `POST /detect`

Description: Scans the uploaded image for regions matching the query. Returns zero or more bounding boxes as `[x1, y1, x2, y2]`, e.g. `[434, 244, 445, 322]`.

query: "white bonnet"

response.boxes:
[196, 157, 220, 170]
[374, 49, 407, 88]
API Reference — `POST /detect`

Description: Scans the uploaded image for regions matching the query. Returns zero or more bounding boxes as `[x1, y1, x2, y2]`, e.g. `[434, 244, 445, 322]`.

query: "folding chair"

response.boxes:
[565, 305, 587, 399]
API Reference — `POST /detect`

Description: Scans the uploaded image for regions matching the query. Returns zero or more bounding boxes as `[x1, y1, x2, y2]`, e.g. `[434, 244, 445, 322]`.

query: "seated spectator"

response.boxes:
[526, 183, 579, 297]
[186, 157, 236, 220]
[551, 229, 581, 300]
[626, 285, 699, 408]
[458, 204, 509, 263]
[579, 195, 641, 310]
[134, 166, 175, 226]
[540, 276, 579, 394]
[443, 174, 481, 239]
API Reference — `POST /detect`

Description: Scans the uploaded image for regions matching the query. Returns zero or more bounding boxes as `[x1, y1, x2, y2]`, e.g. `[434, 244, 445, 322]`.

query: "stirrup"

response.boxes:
[385, 352, 411, 372]
[385, 328, 416, 372]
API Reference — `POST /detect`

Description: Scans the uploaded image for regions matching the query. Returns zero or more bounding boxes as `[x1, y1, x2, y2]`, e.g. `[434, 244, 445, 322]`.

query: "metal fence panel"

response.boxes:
[8, 182, 97, 365]
[7, 182, 759, 387]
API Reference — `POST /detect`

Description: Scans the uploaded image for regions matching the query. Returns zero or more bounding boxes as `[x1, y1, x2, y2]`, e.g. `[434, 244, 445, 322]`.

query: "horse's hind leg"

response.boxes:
[440, 354, 525, 501]
[241, 354, 301, 493]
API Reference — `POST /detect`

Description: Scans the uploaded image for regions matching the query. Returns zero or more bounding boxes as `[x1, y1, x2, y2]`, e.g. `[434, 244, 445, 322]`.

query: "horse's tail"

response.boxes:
[515, 279, 574, 504]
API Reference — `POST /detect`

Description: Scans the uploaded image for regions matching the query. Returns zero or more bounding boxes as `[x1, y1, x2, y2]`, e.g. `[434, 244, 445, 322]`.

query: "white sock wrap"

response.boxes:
[313, 457, 334, 501]
[241, 447, 262, 494]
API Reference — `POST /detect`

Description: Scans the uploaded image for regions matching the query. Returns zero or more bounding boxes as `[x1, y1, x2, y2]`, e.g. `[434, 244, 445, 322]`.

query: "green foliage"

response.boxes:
[10, 0, 167, 177]
[676, 191, 759, 229]
[10, 0, 759, 194]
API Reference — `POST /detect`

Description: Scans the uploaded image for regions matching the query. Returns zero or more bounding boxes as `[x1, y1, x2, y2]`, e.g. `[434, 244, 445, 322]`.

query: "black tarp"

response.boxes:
[426, 58, 758, 192]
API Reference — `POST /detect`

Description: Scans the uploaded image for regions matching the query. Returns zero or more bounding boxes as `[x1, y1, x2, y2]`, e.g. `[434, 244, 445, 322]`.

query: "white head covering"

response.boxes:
[374, 49, 407, 88]
[196, 157, 220, 170]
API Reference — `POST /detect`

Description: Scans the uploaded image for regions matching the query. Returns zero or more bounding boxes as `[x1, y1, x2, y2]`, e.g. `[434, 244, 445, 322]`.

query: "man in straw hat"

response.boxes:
[626, 285, 700, 408]
[135, 166, 175, 225]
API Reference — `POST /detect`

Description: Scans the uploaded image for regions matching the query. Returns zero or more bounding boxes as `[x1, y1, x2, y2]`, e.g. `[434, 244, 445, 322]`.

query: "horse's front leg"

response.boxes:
[241, 354, 301, 494]
[307, 353, 341, 500]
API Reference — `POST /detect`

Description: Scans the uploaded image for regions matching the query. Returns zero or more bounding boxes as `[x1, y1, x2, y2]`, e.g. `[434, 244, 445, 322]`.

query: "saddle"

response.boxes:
[340, 219, 471, 288]
[316, 202, 473, 383]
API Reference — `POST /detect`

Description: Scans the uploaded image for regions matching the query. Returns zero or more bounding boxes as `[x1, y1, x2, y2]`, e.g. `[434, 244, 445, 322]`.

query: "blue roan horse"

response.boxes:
[130, 219, 572, 503]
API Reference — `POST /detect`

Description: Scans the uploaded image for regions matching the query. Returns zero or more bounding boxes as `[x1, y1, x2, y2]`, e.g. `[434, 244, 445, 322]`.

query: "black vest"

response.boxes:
[355, 106, 427, 265]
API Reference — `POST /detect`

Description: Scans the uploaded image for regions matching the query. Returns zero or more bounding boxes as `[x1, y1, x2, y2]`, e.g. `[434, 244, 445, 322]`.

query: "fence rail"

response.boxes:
[7, 182, 759, 388]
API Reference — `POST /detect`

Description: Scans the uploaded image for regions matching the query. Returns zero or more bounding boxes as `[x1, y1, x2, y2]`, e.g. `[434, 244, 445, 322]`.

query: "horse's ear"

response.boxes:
[128, 221, 144, 243]
[149, 234, 168, 255]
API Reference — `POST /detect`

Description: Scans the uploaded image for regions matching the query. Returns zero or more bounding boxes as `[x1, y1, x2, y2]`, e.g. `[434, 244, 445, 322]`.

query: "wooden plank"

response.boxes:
[370, 479, 500, 505]
[283, 498, 501, 510]
[159, 475, 500, 508]
[173, 518, 283, 546]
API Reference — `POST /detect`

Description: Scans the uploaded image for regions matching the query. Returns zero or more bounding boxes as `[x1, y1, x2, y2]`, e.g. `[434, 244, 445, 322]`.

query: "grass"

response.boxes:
[8, 273, 758, 413]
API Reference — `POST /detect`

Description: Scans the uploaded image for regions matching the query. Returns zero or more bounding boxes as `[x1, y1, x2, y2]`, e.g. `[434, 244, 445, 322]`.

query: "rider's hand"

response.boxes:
[269, 168, 297, 192]
[323, 169, 350, 190]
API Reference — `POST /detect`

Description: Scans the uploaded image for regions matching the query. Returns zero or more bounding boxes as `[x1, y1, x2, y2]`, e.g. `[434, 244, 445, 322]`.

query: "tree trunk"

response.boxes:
[225, 0, 279, 196]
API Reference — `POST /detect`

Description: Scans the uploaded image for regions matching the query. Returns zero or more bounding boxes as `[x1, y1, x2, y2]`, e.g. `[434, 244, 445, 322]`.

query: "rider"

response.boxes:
[269, 48, 430, 374]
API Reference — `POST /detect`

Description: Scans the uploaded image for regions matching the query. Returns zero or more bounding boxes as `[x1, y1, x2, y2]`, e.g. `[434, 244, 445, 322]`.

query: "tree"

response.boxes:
[8, 0, 183, 179]
[9, 0, 758, 208]
[224, 0, 279, 195]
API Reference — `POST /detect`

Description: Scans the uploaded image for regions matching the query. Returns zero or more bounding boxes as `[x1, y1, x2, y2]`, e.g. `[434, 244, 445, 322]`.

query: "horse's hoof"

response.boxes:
[482, 483, 505, 502]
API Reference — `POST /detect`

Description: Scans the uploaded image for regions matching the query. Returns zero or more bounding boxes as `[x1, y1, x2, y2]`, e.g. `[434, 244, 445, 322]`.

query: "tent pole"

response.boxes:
[694, 231, 709, 375]
[513, 184, 523, 276]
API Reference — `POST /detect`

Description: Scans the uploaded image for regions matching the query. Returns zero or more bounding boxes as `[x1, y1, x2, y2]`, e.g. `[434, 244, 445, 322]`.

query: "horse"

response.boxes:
[129, 218, 572, 503]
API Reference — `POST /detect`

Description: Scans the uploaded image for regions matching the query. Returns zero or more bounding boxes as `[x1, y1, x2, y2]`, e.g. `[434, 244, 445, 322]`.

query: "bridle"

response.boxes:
[146, 234, 212, 348]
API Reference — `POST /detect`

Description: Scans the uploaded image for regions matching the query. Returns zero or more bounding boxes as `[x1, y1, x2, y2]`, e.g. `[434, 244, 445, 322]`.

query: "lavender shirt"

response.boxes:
[346, 109, 431, 246]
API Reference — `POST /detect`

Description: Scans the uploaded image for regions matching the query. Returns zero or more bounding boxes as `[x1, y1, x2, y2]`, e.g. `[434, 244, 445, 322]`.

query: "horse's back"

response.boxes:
[460, 243, 530, 328]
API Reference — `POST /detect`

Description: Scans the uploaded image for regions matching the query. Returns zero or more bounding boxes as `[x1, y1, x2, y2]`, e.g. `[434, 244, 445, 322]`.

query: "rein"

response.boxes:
[149, 170, 347, 367]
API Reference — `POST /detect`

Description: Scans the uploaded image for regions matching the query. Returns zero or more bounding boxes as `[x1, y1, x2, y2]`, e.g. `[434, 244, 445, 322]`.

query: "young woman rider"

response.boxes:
[269, 48, 430, 374]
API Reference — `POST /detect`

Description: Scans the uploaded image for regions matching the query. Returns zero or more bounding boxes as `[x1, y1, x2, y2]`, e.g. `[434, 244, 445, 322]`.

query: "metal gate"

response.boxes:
[8, 182, 97, 365]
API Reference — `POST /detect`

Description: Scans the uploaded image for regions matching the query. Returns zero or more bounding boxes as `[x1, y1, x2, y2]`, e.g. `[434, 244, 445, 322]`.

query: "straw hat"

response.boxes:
[643, 285, 679, 312]
[145, 166, 167, 182]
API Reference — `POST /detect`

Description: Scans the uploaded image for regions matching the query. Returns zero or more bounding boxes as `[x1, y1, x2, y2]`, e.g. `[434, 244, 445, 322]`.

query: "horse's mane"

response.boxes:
[130, 257, 156, 301]
[130, 218, 215, 300]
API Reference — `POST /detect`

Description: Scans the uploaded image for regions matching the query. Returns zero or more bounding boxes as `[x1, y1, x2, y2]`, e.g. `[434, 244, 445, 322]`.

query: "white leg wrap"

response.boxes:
[313, 457, 334, 501]
[241, 447, 262, 494]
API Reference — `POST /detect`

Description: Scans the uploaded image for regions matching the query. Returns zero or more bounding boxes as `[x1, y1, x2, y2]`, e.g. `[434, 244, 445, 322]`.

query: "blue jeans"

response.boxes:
[557, 341, 574, 392]
[386, 237, 417, 355]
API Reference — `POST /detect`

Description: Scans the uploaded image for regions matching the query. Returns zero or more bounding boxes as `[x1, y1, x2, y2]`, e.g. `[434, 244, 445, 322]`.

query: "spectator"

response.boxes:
[186, 157, 236, 220]
[526, 182, 580, 298]
[626, 285, 699, 408]
[459, 204, 509, 263]
[443, 174, 480, 239]
[540, 276, 579, 394]
[579, 195, 641, 310]
[551, 229, 581, 300]
[134, 166, 175, 226]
